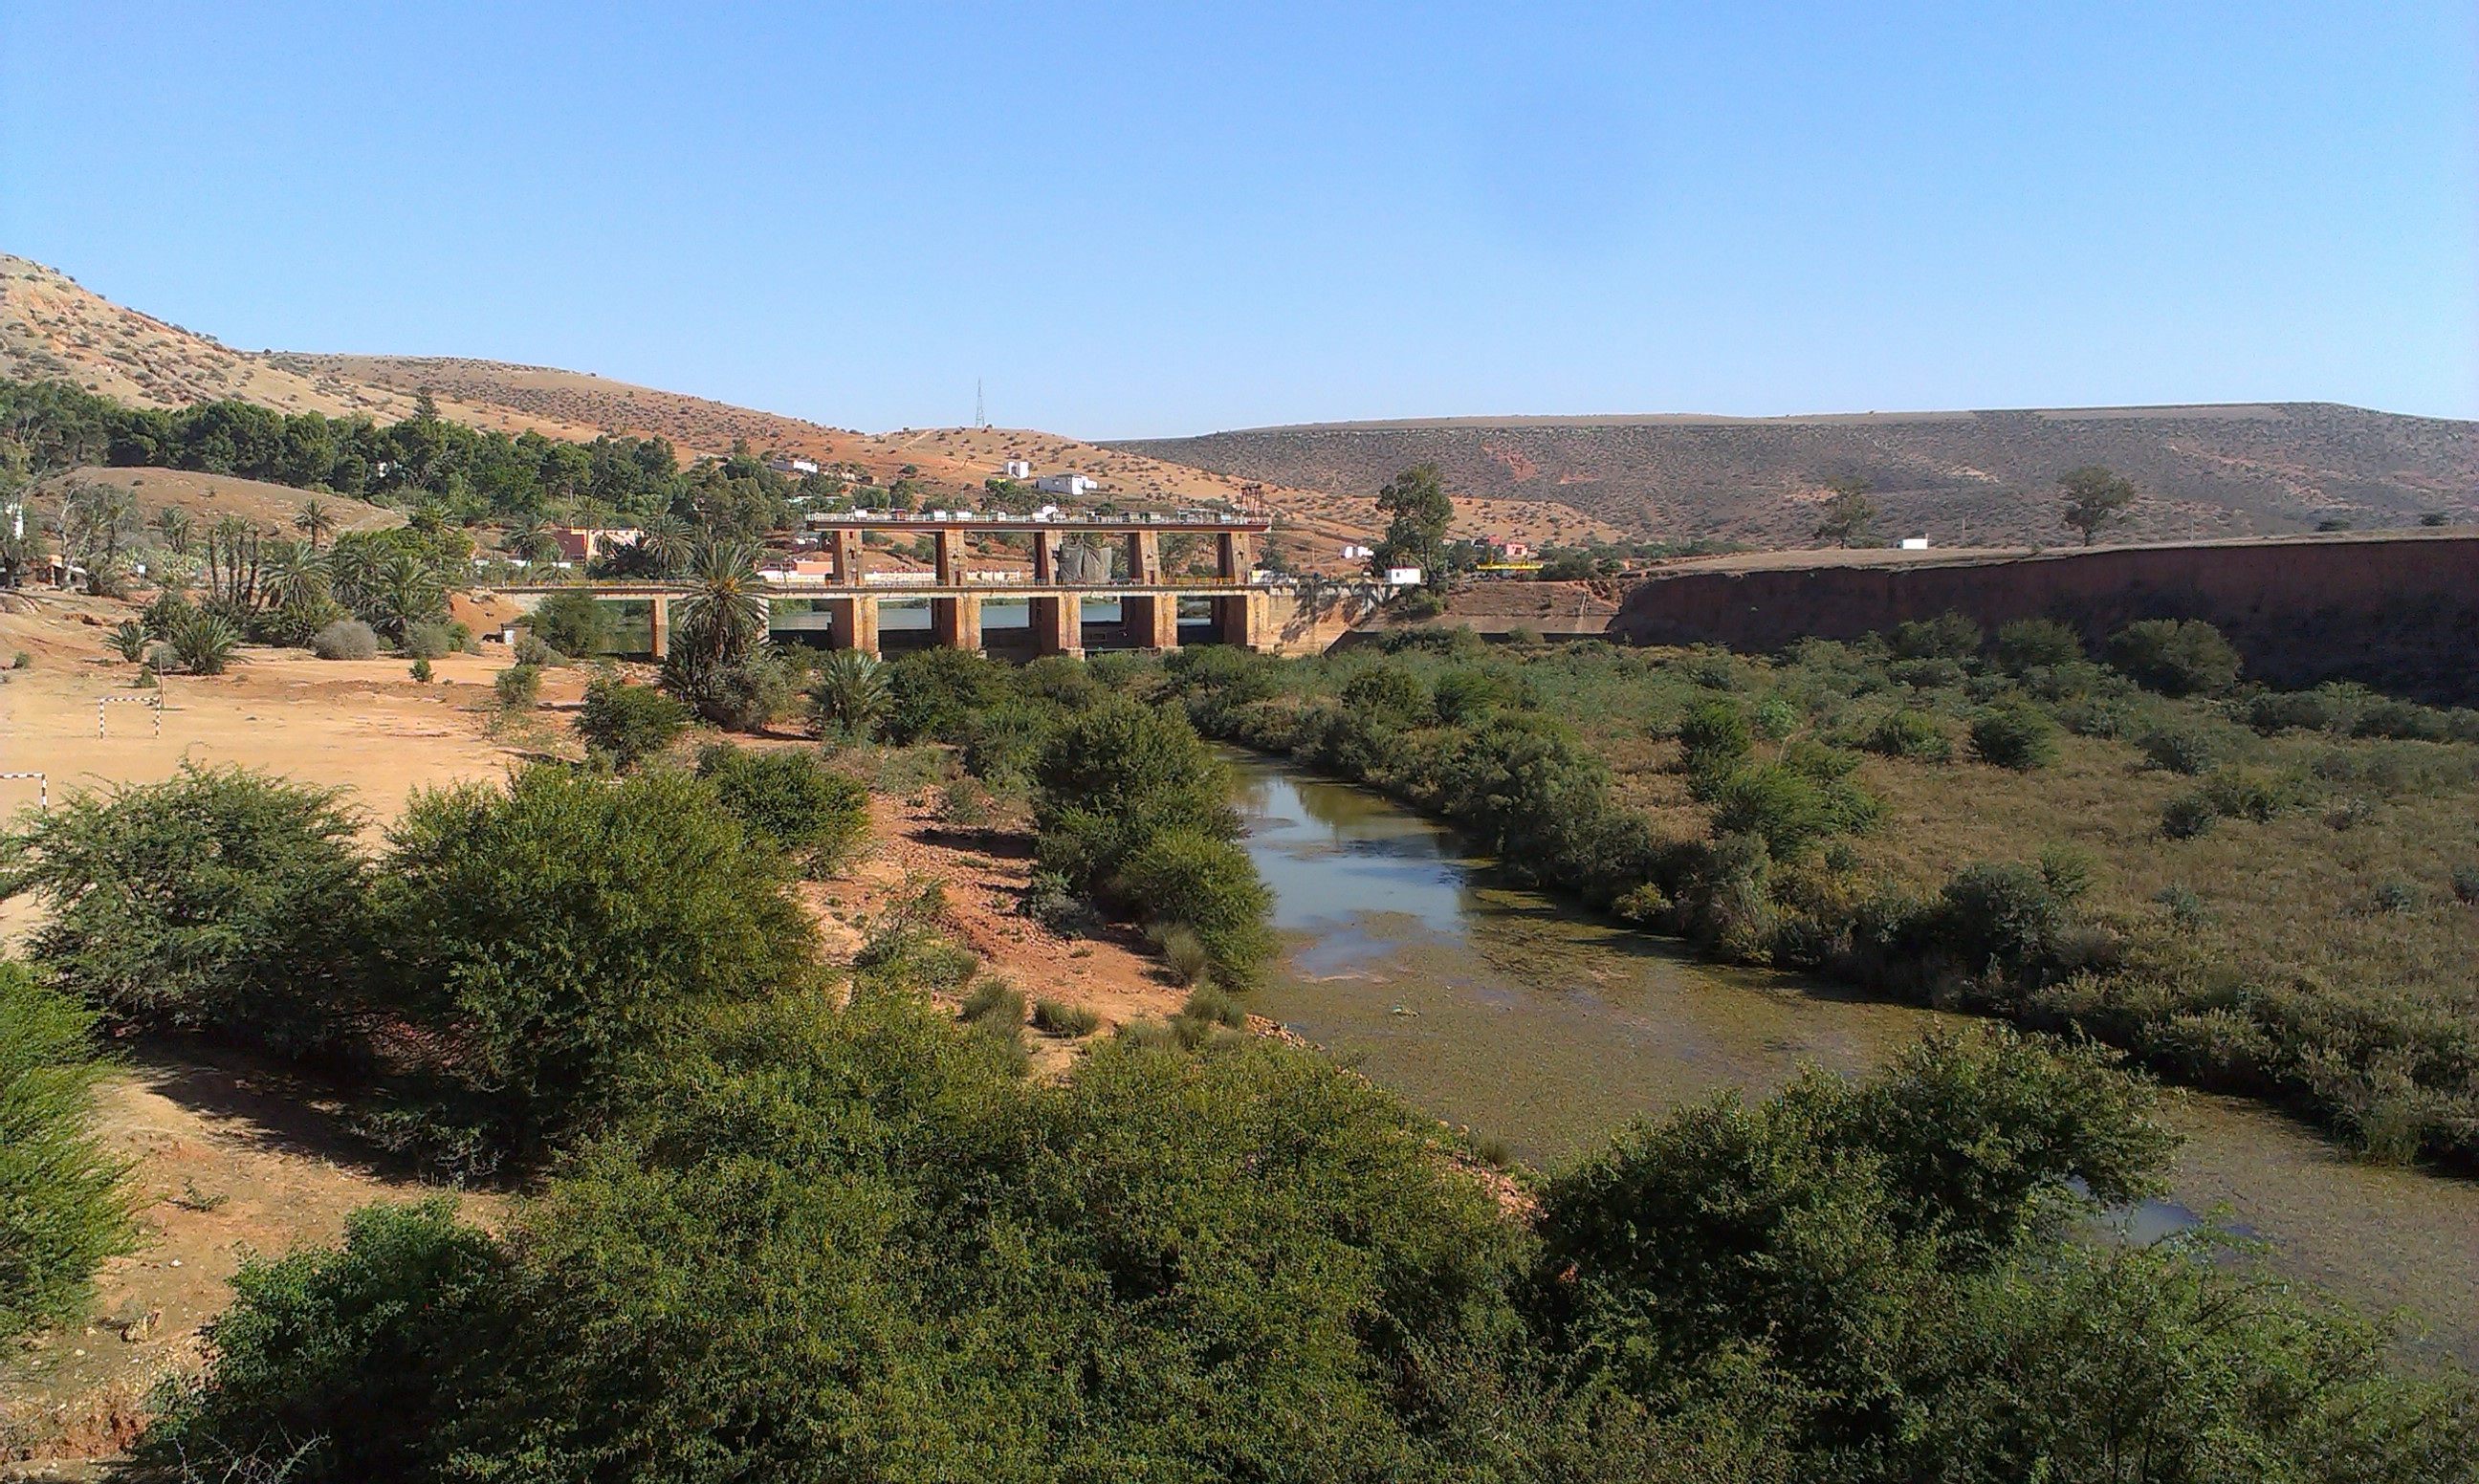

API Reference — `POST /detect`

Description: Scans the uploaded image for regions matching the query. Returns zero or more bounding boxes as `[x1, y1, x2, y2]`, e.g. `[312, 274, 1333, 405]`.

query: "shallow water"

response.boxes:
[1233, 754, 2479, 1364]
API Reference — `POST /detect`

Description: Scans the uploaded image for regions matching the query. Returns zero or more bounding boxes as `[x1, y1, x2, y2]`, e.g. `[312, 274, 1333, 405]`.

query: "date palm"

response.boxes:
[806, 650, 888, 741]
[292, 498, 339, 551]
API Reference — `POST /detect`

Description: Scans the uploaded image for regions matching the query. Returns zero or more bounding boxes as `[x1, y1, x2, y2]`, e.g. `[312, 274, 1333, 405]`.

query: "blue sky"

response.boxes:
[2, 2, 2471, 436]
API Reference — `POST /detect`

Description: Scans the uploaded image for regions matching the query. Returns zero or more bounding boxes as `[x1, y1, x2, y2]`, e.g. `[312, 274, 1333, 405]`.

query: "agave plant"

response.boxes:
[168, 610, 241, 675]
[807, 650, 890, 741]
[106, 619, 150, 664]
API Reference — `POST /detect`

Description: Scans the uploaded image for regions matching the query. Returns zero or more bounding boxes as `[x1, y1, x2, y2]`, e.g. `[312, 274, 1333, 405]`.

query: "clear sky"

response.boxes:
[3, 2, 2472, 437]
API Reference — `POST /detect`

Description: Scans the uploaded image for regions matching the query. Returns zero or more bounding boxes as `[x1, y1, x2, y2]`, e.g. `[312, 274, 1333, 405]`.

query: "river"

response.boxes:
[1230, 753, 2479, 1365]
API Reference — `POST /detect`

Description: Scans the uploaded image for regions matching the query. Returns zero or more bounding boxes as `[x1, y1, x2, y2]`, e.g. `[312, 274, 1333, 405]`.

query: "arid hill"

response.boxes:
[1109, 404, 2479, 547]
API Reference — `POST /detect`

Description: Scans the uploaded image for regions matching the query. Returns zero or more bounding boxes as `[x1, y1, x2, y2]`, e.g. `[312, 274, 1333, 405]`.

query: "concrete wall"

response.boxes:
[1609, 533, 2479, 704]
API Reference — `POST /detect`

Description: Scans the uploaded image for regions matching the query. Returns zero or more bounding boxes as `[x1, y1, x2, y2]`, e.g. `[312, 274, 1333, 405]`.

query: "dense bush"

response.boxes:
[575, 672, 690, 770]
[1863, 708, 1952, 760]
[1113, 827, 1276, 984]
[308, 618, 379, 661]
[1990, 617, 2083, 673]
[2137, 722, 2222, 775]
[805, 649, 890, 740]
[694, 741, 869, 870]
[1968, 703, 2059, 770]
[1888, 610, 1983, 662]
[2107, 619, 2241, 696]
[370, 766, 817, 1159]
[883, 646, 1009, 744]
[0, 766, 371, 1056]
[141, 1004, 2477, 1481]
[492, 661, 540, 710]
[134, 1200, 509, 1484]
[0, 965, 134, 1341]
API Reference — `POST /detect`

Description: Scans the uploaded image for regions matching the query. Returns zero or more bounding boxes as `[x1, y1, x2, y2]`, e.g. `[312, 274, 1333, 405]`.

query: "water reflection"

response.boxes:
[1225, 751, 2479, 1364]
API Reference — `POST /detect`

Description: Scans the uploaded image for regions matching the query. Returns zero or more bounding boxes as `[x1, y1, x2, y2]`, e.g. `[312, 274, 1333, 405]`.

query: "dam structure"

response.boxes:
[491, 513, 1354, 659]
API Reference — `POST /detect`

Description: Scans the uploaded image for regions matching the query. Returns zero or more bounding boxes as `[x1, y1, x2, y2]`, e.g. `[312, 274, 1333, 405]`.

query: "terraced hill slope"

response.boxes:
[1110, 404, 2479, 546]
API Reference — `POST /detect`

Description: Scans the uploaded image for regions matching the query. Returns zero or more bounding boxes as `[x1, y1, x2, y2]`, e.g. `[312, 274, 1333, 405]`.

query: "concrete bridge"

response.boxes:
[491, 513, 1347, 658]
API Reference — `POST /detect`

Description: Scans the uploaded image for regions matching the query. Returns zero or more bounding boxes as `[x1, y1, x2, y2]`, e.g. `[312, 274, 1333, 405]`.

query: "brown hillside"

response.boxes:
[1110, 404, 2479, 547]
[35, 467, 405, 537]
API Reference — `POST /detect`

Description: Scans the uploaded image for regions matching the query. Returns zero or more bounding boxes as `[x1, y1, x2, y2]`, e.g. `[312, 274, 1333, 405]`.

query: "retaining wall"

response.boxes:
[1609, 534, 2479, 704]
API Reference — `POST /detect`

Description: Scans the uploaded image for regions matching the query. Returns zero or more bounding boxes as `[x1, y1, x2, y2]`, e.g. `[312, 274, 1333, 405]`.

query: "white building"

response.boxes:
[1899, 536, 1931, 551]
[1000, 459, 1032, 479]
[1034, 472, 1096, 497]
[1340, 543, 1373, 560]
[1385, 566, 1424, 586]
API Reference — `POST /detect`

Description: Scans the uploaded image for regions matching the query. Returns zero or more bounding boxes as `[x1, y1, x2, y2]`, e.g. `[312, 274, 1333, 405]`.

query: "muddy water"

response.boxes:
[1232, 755, 2479, 1364]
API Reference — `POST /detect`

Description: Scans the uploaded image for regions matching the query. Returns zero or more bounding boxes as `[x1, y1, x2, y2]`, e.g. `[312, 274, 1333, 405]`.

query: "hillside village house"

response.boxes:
[1034, 472, 1097, 497]
[1001, 459, 1033, 479]
[552, 526, 643, 563]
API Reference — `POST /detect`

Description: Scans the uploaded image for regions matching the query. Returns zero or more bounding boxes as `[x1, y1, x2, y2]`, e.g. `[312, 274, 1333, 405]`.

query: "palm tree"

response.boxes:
[152, 506, 194, 556]
[806, 650, 889, 740]
[637, 514, 693, 579]
[293, 497, 339, 551]
[168, 610, 241, 675]
[259, 539, 330, 610]
[368, 554, 447, 643]
[660, 538, 770, 712]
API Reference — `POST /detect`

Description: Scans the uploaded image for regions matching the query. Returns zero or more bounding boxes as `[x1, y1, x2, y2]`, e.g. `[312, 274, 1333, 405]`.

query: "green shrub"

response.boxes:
[2136, 724, 2220, 775]
[309, 618, 379, 660]
[1155, 924, 1213, 986]
[493, 662, 541, 710]
[0, 765, 370, 1056]
[0, 965, 134, 1341]
[106, 619, 150, 663]
[1991, 618, 2082, 673]
[370, 766, 816, 1160]
[1968, 704, 2058, 771]
[2350, 697, 2453, 742]
[1179, 983, 1247, 1029]
[1889, 611, 1984, 662]
[576, 672, 690, 770]
[1033, 697, 1240, 888]
[1114, 828, 1277, 985]
[132, 1200, 506, 1484]
[529, 588, 613, 658]
[1340, 663, 1431, 725]
[884, 647, 1008, 744]
[1865, 709, 1952, 761]
[407, 656, 433, 683]
[958, 977, 1025, 1026]
[806, 649, 891, 740]
[1030, 997, 1101, 1037]
[937, 776, 993, 827]
[1430, 667, 1512, 725]
[403, 622, 456, 661]
[2107, 619, 2241, 696]
[1676, 698, 1753, 775]
[2454, 864, 2479, 906]
[695, 742, 870, 868]
[169, 608, 241, 674]
[2240, 687, 2353, 734]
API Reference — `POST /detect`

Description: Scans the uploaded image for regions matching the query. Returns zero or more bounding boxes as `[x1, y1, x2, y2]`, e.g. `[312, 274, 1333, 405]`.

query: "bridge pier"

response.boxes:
[1031, 595, 1083, 658]
[647, 595, 670, 659]
[821, 596, 881, 657]
[932, 593, 982, 652]
[1122, 593, 1180, 651]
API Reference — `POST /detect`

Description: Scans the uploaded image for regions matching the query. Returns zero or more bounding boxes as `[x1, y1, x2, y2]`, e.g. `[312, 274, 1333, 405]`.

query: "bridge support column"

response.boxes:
[647, 596, 669, 659]
[830, 529, 866, 582]
[1217, 531, 1254, 579]
[1122, 594, 1180, 651]
[934, 530, 962, 586]
[821, 596, 880, 657]
[1212, 594, 1261, 649]
[1031, 595, 1083, 658]
[932, 593, 982, 652]
[1032, 532, 1058, 583]
[1126, 531, 1162, 584]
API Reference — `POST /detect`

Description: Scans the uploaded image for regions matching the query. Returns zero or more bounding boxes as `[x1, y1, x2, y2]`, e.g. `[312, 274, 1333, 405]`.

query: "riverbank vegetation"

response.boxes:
[5, 695, 2474, 1478]
[1140, 621, 2479, 1174]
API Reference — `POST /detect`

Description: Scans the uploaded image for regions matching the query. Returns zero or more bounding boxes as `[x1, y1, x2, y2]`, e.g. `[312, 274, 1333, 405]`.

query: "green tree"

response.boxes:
[292, 496, 339, 551]
[0, 765, 371, 1055]
[1371, 462, 1454, 579]
[0, 964, 136, 1341]
[529, 587, 613, 658]
[371, 766, 817, 1155]
[2107, 618, 2242, 697]
[1813, 476, 1876, 547]
[2059, 465, 2136, 545]
[659, 537, 774, 722]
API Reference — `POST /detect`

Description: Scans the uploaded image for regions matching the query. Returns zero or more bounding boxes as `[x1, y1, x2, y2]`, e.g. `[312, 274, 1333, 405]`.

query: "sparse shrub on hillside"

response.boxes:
[2241, 685, 2357, 735]
[310, 618, 379, 661]
[0, 964, 135, 1342]
[2451, 864, 2479, 906]
[2136, 724, 2220, 775]
[2160, 792, 2219, 840]
[958, 977, 1025, 1026]
[1030, 997, 1100, 1037]
[1865, 709, 1952, 761]
[492, 663, 540, 711]
[0, 765, 370, 1055]
[576, 672, 690, 771]
[2107, 619, 2241, 697]
[2350, 697, 2462, 742]
[1968, 703, 2058, 771]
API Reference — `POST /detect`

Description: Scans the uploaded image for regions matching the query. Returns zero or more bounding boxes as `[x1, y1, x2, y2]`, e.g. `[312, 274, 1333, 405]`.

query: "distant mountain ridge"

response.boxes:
[1109, 402, 2479, 547]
